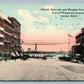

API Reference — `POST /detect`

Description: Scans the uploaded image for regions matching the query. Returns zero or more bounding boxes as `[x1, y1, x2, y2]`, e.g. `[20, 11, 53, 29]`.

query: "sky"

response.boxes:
[0, 0, 84, 3]
[0, 3, 84, 51]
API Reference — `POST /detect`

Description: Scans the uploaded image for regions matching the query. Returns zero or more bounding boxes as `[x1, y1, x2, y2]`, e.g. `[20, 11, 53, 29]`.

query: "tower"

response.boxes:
[35, 44, 37, 51]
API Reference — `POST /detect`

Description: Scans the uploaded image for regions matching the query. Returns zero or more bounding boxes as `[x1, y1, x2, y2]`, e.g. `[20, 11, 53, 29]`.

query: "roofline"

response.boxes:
[8, 17, 21, 26]
[81, 27, 84, 30]
[75, 32, 82, 38]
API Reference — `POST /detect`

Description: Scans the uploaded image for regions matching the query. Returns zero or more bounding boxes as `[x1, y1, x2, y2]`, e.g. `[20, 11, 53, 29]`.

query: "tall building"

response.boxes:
[0, 11, 21, 60]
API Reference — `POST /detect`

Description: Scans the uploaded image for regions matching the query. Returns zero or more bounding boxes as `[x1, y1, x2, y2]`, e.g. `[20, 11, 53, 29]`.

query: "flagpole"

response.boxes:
[69, 38, 70, 47]
[68, 38, 71, 52]
[67, 33, 73, 52]
[68, 33, 72, 51]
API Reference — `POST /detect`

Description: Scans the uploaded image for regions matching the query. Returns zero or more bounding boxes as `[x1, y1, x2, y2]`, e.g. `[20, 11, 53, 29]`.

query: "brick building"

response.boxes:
[71, 27, 84, 62]
[75, 27, 84, 54]
[0, 11, 21, 60]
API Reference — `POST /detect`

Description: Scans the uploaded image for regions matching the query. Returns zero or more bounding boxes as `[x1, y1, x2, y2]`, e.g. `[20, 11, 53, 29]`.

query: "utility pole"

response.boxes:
[68, 39, 70, 47]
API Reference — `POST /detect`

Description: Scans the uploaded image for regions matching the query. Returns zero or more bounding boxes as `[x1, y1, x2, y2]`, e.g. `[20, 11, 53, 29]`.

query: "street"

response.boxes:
[0, 59, 84, 81]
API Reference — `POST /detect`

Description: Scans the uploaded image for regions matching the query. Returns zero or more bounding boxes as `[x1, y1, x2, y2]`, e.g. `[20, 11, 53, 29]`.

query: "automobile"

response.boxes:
[71, 59, 78, 63]
[0, 57, 2, 61]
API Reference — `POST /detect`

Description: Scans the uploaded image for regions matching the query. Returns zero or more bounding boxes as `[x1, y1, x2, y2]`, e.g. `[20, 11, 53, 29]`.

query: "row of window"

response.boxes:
[0, 22, 3, 27]
[0, 37, 3, 42]
[76, 35, 84, 43]
[4, 26, 11, 34]
[0, 45, 3, 50]
[0, 30, 4, 35]
[4, 43, 20, 51]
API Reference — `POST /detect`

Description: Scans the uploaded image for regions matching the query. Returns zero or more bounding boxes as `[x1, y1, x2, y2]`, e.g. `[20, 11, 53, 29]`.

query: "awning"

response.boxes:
[11, 52, 16, 57]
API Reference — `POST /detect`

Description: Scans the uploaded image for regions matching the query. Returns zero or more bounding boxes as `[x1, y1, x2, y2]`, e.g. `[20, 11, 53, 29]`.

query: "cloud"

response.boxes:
[17, 9, 50, 39]
[17, 9, 49, 37]
[17, 9, 34, 25]
[17, 9, 66, 42]
[33, 10, 39, 14]
[45, 25, 56, 31]
[17, 9, 48, 25]
[34, 16, 48, 22]
[68, 25, 73, 30]
[58, 25, 64, 29]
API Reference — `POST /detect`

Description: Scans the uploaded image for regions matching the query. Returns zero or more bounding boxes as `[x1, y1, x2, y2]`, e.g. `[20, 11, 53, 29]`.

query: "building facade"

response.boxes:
[72, 27, 84, 59]
[0, 11, 21, 60]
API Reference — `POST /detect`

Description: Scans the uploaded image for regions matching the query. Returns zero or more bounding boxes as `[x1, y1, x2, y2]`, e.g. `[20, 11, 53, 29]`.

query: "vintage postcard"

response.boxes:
[0, 0, 84, 81]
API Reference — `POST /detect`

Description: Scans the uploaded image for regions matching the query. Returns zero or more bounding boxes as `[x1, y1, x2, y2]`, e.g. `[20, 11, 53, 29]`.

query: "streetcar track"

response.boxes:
[57, 68, 71, 80]
[0, 59, 84, 80]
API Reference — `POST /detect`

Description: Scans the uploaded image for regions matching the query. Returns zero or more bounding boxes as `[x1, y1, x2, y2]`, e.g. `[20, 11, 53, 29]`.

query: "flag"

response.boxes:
[68, 33, 73, 38]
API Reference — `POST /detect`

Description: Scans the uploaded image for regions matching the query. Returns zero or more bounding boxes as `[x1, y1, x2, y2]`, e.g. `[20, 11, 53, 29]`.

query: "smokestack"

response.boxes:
[35, 44, 37, 51]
